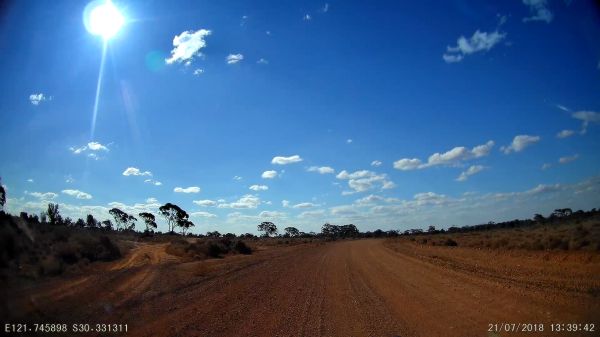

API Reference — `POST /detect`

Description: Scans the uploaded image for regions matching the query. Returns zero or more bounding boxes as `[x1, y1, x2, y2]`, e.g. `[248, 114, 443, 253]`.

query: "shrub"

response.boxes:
[443, 238, 458, 246]
[233, 240, 252, 255]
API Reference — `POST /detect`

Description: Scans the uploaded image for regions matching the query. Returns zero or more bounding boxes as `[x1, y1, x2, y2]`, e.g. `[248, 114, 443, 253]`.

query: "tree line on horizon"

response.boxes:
[0, 177, 598, 239]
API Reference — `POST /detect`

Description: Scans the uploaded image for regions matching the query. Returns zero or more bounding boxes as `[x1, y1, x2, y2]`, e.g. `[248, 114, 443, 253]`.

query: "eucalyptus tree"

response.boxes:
[258, 221, 278, 237]
[139, 212, 158, 232]
[159, 203, 189, 233]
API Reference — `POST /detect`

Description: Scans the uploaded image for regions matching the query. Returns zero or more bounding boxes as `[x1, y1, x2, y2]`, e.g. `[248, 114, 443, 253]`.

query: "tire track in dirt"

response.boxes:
[7, 239, 599, 337]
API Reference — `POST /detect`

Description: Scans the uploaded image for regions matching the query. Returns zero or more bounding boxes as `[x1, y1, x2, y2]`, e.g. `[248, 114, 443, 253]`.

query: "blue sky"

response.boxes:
[1, 0, 599, 234]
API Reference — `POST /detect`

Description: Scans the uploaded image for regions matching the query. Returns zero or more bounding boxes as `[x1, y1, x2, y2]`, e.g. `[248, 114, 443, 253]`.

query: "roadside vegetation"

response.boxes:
[400, 208, 600, 251]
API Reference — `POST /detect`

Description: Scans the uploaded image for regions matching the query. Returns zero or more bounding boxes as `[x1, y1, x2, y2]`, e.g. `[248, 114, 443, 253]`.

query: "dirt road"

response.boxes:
[7, 239, 599, 337]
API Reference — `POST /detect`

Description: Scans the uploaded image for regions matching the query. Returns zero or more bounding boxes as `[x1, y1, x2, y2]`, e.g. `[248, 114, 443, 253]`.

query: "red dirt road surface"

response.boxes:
[7, 239, 600, 337]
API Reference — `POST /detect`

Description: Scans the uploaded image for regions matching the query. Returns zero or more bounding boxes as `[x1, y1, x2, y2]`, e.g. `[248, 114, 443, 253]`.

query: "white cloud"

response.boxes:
[62, 189, 92, 200]
[271, 155, 303, 165]
[257, 58, 269, 64]
[556, 104, 570, 112]
[292, 202, 318, 209]
[303, 14, 312, 21]
[261, 170, 278, 179]
[233, 175, 243, 181]
[218, 195, 260, 209]
[282, 200, 290, 207]
[572, 110, 600, 134]
[190, 211, 217, 218]
[559, 154, 579, 164]
[336, 170, 395, 194]
[146, 197, 158, 203]
[26, 179, 34, 183]
[394, 140, 494, 170]
[471, 140, 495, 158]
[298, 210, 325, 218]
[259, 210, 287, 219]
[27, 191, 58, 200]
[321, 3, 330, 13]
[456, 165, 485, 182]
[556, 129, 575, 139]
[174, 186, 201, 193]
[122, 167, 152, 176]
[443, 30, 506, 63]
[165, 29, 211, 65]
[371, 160, 382, 167]
[193, 68, 204, 76]
[70, 142, 109, 156]
[393, 158, 422, 171]
[346, 139, 353, 144]
[144, 179, 162, 186]
[249, 184, 269, 191]
[226, 53, 244, 64]
[541, 163, 552, 170]
[307, 166, 335, 174]
[65, 175, 75, 183]
[501, 135, 541, 154]
[522, 0, 553, 23]
[193, 199, 217, 207]
[29, 93, 50, 105]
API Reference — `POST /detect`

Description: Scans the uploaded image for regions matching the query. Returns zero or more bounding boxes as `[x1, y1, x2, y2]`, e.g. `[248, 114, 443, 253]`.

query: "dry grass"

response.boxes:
[405, 218, 600, 251]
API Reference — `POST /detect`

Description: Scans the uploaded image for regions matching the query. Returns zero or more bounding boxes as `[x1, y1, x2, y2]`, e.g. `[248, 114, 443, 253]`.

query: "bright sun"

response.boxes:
[85, 1, 124, 40]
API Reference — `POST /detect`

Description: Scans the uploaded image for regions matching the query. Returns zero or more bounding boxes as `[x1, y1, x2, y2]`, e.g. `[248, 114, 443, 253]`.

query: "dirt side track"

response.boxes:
[5, 239, 599, 337]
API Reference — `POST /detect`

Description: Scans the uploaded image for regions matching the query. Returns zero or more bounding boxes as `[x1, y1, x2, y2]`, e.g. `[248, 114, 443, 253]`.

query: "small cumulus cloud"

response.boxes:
[62, 189, 92, 200]
[193, 69, 204, 76]
[559, 154, 579, 164]
[257, 58, 269, 64]
[226, 53, 244, 64]
[249, 184, 269, 191]
[303, 14, 312, 21]
[556, 129, 575, 139]
[307, 166, 335, 174]
[70, 142, 110, 158]
[218, 195, 260, 209]
[371, 160, 382, 167]
[346, 139, 353, 144]
[321, 3, 330, 13]
[174, 186, 201, 193]
[456, 165, 485, 182]
[271, 155, 303, 165]
[394, 140, 494, 170]
[191, 211, 217, 218]
[165, 29, 211, 65]
[144, 179, 162, 186]
[26, 179, 34, 183]
[193, 199, 217, 207]
[233, 176, 243, 181]
[336, 170, 395, 194]
[522, 0, 553, 23]
[122, 167, 152, 176]
[27, 191, 58, 200]
[572, 110, 600, 134]
[443, 30, 506, 63]
[501, 135, 540, 154]
[262, 170, 278, 179]
[29, 93, 51, 106]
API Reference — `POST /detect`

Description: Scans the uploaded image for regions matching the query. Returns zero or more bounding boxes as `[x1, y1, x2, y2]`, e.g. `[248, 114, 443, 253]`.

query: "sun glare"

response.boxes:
[84, 1, 124, 40]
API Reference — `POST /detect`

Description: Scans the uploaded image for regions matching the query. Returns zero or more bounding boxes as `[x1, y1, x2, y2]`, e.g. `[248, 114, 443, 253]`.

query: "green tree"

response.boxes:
[109, 208, 137, 231]
[47, 203, 62, 225]
[258, 221, 278, 237]
[284, 226, 300, 237]
[86, 214, 97, 228]
[158, 203, 188, 233]
[0, 177, 6, 211]
[178, 219, 194, 235]
[138, 212, 158, 232]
